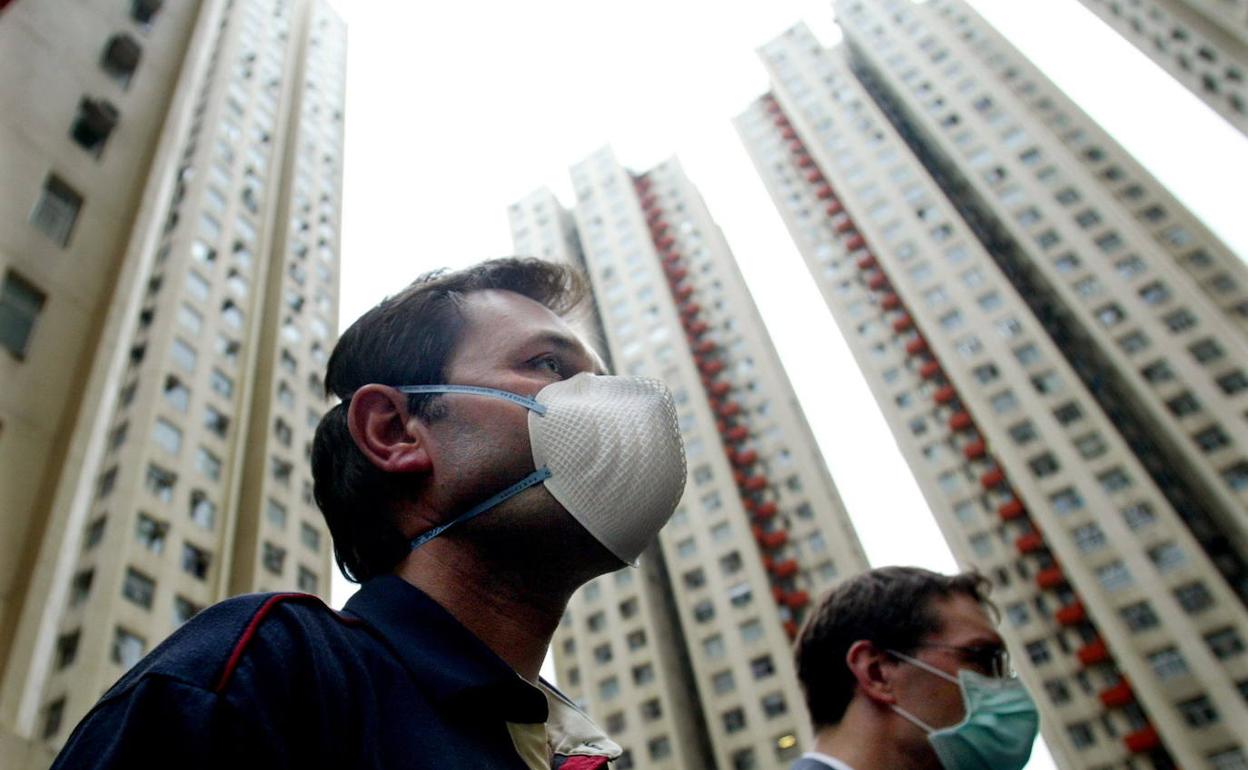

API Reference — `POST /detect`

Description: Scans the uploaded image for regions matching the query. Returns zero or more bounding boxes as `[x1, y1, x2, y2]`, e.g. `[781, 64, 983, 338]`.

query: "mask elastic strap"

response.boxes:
[395, 384, 548, 415]
[891, 704, 937, 735]
[410, 466, 553, 550]
[887, 649, 960, 685]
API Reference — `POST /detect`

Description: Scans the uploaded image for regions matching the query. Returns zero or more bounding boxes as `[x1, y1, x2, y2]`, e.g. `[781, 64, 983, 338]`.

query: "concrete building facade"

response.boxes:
[509, 148, 871, 770]
[736, 3, 1248, 768]
[0, 0, 345, 765]
[1074, 0, 1248, 137]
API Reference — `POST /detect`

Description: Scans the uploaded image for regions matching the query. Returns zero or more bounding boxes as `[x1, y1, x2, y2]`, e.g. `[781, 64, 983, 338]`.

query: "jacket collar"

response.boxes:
[343, 575, 548, 723]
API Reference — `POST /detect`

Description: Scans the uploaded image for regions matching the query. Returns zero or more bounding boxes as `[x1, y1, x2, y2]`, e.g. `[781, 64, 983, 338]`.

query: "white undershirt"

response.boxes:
[802, 751, 858, 770]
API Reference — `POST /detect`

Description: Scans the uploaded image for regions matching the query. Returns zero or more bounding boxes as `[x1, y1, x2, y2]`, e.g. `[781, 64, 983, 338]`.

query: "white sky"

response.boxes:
[324, 2, 1247, 766]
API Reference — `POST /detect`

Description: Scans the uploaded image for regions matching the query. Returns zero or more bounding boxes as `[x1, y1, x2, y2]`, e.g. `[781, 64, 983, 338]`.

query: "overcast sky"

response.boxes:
[322, 2, 1247, 766]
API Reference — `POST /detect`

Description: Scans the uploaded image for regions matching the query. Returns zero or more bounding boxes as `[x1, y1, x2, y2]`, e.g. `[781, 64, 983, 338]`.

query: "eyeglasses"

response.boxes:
[912, 643, 1013, 678]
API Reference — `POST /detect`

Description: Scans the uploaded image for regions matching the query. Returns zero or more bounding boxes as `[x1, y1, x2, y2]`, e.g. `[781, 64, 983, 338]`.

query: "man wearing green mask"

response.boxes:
[791, 566, 1040, 770]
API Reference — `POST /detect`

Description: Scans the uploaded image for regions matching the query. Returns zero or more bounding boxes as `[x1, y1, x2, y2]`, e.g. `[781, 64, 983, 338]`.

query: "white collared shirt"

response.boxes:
[802, 751, 858, 770]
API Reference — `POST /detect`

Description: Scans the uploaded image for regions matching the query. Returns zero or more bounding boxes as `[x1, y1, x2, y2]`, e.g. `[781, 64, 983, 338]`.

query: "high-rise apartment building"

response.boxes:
[737, 2, 1248, 768]
[508, 148, 871, 770]
[1073, 0, 1247, 137]
[0, 1, 345, 765]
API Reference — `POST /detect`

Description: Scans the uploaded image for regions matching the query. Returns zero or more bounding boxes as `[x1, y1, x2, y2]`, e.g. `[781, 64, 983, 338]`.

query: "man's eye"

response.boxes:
[534, 356, 562, 375]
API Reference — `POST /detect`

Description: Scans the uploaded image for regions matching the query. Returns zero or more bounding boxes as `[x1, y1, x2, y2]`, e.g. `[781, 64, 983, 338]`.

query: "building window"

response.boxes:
[647, 736, 671, 761]
[121, 567, 155, 609]
[710, 668, 734, 697]
[30, 175, 83, 247]
[262, 542, 286, 575]
[1029, 453, 1060, 477]
[761, 692, 787, 718]
[70, 98, 120, 156]
[1222, 461, 1248, 491]
[1206, 628, 1245, 660]
[1067, 721, 1095, 749]
[42, 698, 66, 740]
[84, 516, 107, 549]
[632, 663, 654, 686]
[145, 464, 177, 502]
[640, 697, 662, 721]
[627, 630, 646, 651]
[1147, 647, 1188, 680]
[1178, 696, 1219, 728]
[740, 619, 764, 643]
[300, 522, 321, 551]
[1147, 542, 1186, 573]
[298, 566, 318, 593]
[1044, 679, 1070, 705]
[174, 596, 202, 627]
[55, 631, 80, 670]
[0, 271, 47, 359]
[1025, 640, 1050, 666]
[1072, 523, 1106, 553]
[101, 32, 142, 85]
[189, 490, 216, 529]
[70, 569, 93, 606]
[1175, 581, 1214, 614]
[1098, 468, 1131, 493]
[1096, 561, 1133, 592]
[693, 599, 715, 623]
[152, 418, 182, 455]
[1120, 601, 1159, 631]
[722, 707, 747, 733]
[1121, 501, 1155, 530]
[135, 513, 167, 553]
[598, 677, 619, 701]
[112, 628, 146, 670]
[586, 612, 605, 633]
[182, 543, 210, 580]
[593, 643, 612, 664]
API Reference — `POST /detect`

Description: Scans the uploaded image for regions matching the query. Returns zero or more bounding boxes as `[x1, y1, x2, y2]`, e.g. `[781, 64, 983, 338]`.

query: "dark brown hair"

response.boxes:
[794, 566, 993, 728]
[311, 257, 587, 583]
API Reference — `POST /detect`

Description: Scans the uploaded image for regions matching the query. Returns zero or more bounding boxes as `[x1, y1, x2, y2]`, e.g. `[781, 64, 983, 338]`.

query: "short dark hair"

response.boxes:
[311, 257, 588, 583]
[794, 566, 993, 728]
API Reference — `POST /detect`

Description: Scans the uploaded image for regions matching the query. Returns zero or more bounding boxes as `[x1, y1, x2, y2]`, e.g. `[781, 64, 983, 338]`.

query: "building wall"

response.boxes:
[0, 0, 345, 760]
[513, 147, 871, 770]
[738, 10, 1248, 770]
[929, 0, 1248, 337]
[0, 0, 206, 723]
[1073, 0, 1247, 137]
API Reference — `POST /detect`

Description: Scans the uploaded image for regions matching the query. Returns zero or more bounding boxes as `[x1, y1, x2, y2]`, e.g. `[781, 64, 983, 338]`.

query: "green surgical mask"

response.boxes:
[887, 650, 1039, 770]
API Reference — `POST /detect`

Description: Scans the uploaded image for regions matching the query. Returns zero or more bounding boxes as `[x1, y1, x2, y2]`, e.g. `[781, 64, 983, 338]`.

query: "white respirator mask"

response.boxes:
[397, 373, 687, 565]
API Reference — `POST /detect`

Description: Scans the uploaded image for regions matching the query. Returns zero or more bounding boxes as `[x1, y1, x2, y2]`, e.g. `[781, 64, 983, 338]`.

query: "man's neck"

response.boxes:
[395, 540, 574, 682]
[813, 705, 929, 770]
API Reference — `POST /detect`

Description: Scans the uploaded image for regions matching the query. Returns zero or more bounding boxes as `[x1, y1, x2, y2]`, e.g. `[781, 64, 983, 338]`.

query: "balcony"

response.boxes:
[1099, 680, 1134, 708]
[1076, 637, 1110, 666]
[949, 411, 974, 431]
[905, 337, 929, 356]
[962, 439, 986, 459]
[1054, 601, 1085, 627]
[772, 560, 799, 579]
[1015, 532, 1044, 554]
[1035, 565, 1066, 590]
[933, 385, 957, 405]
[980, 468, 1006, 489]
[920, 360, 942, 379]
[998, 499, 1025, 521]
[1123, 725, 1160, 754]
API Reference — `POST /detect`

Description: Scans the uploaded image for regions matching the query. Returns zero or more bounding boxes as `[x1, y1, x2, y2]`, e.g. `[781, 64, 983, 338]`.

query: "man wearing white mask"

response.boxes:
[790, 566, 1039, 770]
[52, 258, 686, 769]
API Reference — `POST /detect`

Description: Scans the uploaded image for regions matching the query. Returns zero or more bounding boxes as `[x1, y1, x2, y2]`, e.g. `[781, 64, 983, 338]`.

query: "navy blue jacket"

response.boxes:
[51, 575, 611, 769]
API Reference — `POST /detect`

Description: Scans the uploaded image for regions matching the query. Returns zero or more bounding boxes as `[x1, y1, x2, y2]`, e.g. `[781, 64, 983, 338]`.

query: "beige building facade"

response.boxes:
[1074, 0, 1247, 137]
[737, 3, 1248, 768]
[0, 0, 345, 765]
[510, 148, 871, 770]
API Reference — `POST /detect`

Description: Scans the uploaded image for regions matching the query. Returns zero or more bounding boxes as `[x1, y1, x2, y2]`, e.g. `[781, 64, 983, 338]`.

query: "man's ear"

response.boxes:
[346, 384, 433, 475]
[846, 639, 898, 706]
